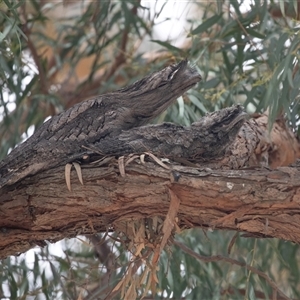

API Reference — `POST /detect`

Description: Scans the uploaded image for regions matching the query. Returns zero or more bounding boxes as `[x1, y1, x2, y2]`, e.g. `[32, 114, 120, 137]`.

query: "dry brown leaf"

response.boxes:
[112, 275, 126, 293]
[134, 220, 146, 243]
[152, 216, 158, 233]
[134, 242, 145, 257]
[76, 237, 91, 247]
[159, 189, 181, 253]
[90, 156, 113, 166]
[122, 264, 133, 297]
[76, 288, 84, 300]
[125, 281, 136, 300]
[151, 271, 159, 296]
[152, 246, 161, 265]
[253, 112, 300, 168]
[142, 271, 152, 299]
[139, 265, 150, 287]
[174, 221, 181, 234]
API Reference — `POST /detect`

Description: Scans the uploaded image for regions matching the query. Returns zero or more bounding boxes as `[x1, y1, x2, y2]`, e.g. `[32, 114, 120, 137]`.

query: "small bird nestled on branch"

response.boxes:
[89, 105, 247, 162]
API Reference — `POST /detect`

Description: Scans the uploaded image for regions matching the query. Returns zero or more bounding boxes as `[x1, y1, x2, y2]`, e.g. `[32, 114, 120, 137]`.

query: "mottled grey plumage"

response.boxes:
[0, 60, 201, 188]
[87, 105, 247, 161]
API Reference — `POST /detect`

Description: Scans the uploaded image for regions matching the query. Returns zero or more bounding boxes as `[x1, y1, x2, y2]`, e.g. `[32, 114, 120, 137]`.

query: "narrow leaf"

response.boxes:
[191, 14, 222, 35]
[150, 40, 182, 53]
[246, 28, 265, 39]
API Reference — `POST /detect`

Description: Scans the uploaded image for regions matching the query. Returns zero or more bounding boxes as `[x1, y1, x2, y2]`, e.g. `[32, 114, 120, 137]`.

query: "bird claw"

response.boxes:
[142, 152, 170, 170]
[73, 162, 83, 185]
[65, 162, 84, 191]
[118, 156, 126, 177]
[118, 152, 170, 177]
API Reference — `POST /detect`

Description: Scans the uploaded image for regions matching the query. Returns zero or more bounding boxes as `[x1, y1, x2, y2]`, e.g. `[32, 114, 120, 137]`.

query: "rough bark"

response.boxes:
[1, 156, 300, 259]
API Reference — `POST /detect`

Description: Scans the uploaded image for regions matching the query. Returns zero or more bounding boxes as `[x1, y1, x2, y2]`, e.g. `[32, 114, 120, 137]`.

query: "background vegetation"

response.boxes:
[0, 0, 300, 299]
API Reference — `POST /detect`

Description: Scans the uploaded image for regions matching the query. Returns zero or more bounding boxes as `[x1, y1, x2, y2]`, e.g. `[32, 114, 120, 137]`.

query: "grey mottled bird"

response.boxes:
[0, 60, 201, 188]
[86, 105, 247, 162]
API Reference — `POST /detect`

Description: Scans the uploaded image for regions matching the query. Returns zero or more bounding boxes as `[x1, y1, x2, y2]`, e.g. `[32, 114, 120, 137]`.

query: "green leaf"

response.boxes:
[150, 40, 183, 53]
[230, 0, 243, 18]
[287, 68, 294, 88]
[10, 0, 26, 10]
[9, 272, 18, 299]
[217, 1, 223, 14]
[220, 19, 237, 38]
[189, 94, 207, 114]
[279, 0, 286, 17]
[246, 28, 265, 39]
[0, 30, 8, 43]
[293, 0, 298, 16]
[191, 14, 222, 35]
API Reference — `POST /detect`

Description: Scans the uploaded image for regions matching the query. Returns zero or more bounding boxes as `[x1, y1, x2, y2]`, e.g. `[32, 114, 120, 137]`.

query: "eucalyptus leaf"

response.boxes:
[191, 14, 222, 35]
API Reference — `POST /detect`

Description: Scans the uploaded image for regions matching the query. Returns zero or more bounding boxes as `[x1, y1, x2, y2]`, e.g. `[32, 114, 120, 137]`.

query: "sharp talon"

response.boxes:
[73, 162, 83, 185]
[144, 152, 170, 170]
[125, 154, 139, 166]
[119, 153, 167, 177]
[65, 163, 72, 191]
[140, 154, 145, 164]
[118, 156, 125, 177]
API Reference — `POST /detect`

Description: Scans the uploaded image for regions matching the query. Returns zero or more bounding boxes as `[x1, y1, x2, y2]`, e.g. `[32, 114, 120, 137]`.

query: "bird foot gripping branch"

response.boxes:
[65, 162, 83, 192]
[118, 152, 170, 178]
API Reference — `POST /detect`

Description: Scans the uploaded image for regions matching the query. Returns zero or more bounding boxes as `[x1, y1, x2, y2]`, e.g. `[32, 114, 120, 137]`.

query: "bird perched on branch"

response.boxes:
[0, 60, 201, 188]
[87, 105, 248, 162]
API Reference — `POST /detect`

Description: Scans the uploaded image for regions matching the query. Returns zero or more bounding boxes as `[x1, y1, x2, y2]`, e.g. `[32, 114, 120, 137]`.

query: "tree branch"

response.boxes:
[1, 157, 300, 259]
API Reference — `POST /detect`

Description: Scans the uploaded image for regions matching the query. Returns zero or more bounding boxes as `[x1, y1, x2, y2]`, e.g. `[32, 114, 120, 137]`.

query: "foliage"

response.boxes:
[1, 0, 300, 299]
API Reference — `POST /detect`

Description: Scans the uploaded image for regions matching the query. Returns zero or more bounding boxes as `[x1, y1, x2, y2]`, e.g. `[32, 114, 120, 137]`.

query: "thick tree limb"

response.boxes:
[1, 157, 300, 259]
